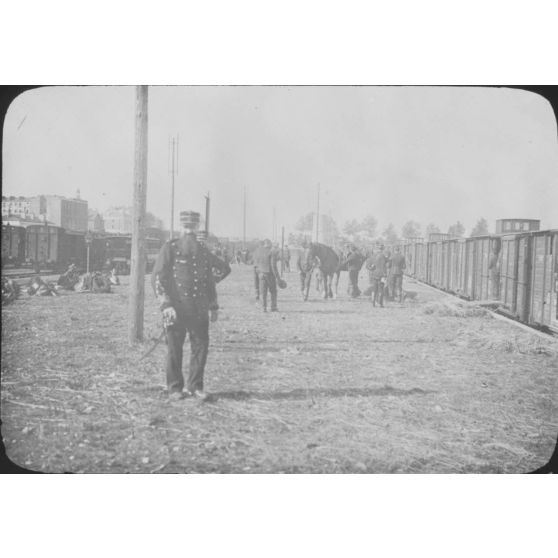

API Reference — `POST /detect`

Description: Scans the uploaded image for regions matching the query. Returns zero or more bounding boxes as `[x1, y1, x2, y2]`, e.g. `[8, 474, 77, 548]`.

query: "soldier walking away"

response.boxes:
[389, 246, 406, 302]
[152, 211, 231, 401]
[367, 244, 389, 307]
[253, 240, 264, 301]
[283, 244, 291, 272]
[345, 245, 364, 298]
[254, 238, 281, 312]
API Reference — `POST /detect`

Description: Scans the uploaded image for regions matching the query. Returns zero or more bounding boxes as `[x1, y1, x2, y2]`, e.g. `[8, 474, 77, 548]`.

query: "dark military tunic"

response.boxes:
[151, 234, 231, 394]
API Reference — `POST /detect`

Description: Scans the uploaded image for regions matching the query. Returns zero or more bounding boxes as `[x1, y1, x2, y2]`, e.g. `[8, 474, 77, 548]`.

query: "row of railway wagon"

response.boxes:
[1, 224, 166, 274]
[400, 228, 558, 333]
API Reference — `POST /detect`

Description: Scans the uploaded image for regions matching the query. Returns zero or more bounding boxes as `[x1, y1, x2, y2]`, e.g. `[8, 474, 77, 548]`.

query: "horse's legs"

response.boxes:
[333, 271, 340, 298]
[327, 273, 334, 298]
[315, 269, 322, 292]
[304, 273, 312, 301]
[300, 272, 307, 300]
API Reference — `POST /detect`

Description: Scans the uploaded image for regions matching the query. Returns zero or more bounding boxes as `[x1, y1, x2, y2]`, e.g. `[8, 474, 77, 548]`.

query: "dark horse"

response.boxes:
[333, 248, 349, 297]
[297, 242, 340, 300]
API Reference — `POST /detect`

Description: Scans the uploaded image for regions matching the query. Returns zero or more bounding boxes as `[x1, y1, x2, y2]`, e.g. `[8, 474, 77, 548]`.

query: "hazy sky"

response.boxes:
[3, 86, 557, 237]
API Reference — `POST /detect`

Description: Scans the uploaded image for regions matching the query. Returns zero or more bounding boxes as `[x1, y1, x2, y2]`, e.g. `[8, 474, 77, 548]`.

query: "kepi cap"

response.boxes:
[180, 211, 200, 228]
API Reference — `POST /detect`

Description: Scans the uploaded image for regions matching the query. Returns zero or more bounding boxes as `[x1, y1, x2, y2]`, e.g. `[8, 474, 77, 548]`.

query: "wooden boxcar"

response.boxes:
[447, 239, 467, 296]
[26, 225, 86, 270]
[526, 230, 558, 332]
[402, 228, 557, 333]
[89, 233, 163, 274]
[461, 236, 499, 301]
[1, 224, 26, 266]
[414, 242, 428, 282]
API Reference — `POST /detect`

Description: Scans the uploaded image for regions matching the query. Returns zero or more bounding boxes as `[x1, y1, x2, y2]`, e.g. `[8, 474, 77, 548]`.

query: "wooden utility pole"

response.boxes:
[242, 186, 247, 248]
[280, 225, 285, 277]
[169, 135, 179, 240]
[129, 85, 148, 344]
[317, 184, 321, 241]
[205, 192, 210, 234]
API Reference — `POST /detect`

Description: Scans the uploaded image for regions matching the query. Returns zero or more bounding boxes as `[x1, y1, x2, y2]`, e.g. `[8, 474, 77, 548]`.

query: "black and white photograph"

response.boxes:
[1, 85, 557, 475]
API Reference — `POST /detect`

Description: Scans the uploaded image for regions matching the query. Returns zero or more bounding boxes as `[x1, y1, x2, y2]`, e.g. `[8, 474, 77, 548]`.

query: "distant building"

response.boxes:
[495, 218, 540, 234]
[103, 207, 132, 234]
[1, 214, 52, 228]
[88, 210, 105, 232]
[2, 196, 31, 218]
[28, 194, 88, 232]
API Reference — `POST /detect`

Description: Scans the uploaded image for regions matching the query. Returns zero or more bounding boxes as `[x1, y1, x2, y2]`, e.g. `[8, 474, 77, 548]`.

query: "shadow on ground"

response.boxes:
[212, 385, 435, 402]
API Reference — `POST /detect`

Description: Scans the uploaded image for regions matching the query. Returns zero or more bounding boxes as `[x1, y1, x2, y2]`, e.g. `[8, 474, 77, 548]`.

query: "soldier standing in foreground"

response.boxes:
[253, 238, 281, 312]
[151, 211, 231, 400]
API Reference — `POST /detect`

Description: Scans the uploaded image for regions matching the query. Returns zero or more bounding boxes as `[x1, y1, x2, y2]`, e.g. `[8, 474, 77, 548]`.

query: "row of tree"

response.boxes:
[289, 213, 491, 247]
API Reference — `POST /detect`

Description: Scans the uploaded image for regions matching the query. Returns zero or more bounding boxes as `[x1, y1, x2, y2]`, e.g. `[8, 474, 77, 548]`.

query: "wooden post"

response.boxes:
[170, 138, 175, 240]
[280, 225, 285, 277]
[129, 85, 148, 344]
[315, 183, 320, 242]
[242, 186, 246, 249]
[205, 192, 210, 234]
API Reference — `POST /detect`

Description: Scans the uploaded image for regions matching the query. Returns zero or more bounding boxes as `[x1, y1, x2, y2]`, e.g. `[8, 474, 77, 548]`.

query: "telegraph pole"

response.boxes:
[129, 85, 148, 344]
[169, 135, 179, 240]
[242, 186, 247, 248]
[315, 183, 320, 242]
[272, 206, 276, 242]
[280, 225, 285, 277]
[204, 192, 210, 234]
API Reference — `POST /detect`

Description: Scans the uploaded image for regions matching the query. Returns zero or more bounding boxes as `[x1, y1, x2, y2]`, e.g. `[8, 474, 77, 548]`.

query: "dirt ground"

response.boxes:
[1, 265, 557, 473]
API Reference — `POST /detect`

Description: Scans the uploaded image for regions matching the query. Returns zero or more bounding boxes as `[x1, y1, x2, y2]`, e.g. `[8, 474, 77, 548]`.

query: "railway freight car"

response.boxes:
[25, 225, 86, 271]
[499, 229, 558, 332]
[461, 235, 501, 301]
[402, 227, 558, 333]
[89, 233, 163, 274]
[1, 224, 26, 267]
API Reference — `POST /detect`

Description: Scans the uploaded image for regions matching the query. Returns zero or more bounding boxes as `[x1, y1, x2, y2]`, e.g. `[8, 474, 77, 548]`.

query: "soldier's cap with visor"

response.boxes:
[180, 211, 201, 233]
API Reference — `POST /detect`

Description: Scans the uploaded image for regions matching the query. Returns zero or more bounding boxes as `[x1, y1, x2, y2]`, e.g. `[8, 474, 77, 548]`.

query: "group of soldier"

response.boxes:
[150, 210, 408, 401]
[344, 244, 407, 306]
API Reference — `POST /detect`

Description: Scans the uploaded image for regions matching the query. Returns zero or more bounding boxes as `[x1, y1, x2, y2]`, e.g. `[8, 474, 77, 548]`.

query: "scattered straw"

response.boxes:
[422, 300, 489, 318]
[468, 331, 558, 356]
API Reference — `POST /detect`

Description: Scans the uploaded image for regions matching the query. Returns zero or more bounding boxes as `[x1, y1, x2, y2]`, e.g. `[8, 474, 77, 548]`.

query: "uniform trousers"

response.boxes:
[371, 277, 386, 306]
[165, 301, 209, 394]
[348, 269, 361, 297]
[259, 272, 277, 310]
[254, 266, 260, 299]
[392, 274, 403, 300]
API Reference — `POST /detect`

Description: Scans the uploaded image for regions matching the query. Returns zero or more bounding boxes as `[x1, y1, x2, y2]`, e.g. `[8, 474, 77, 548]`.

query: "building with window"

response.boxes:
[29, 195, 88, 232]
[103, 207, 133, 234]
[88, 210, 105, 232]
[2, 196, 31, 218]
[495, 219, 540, 234]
